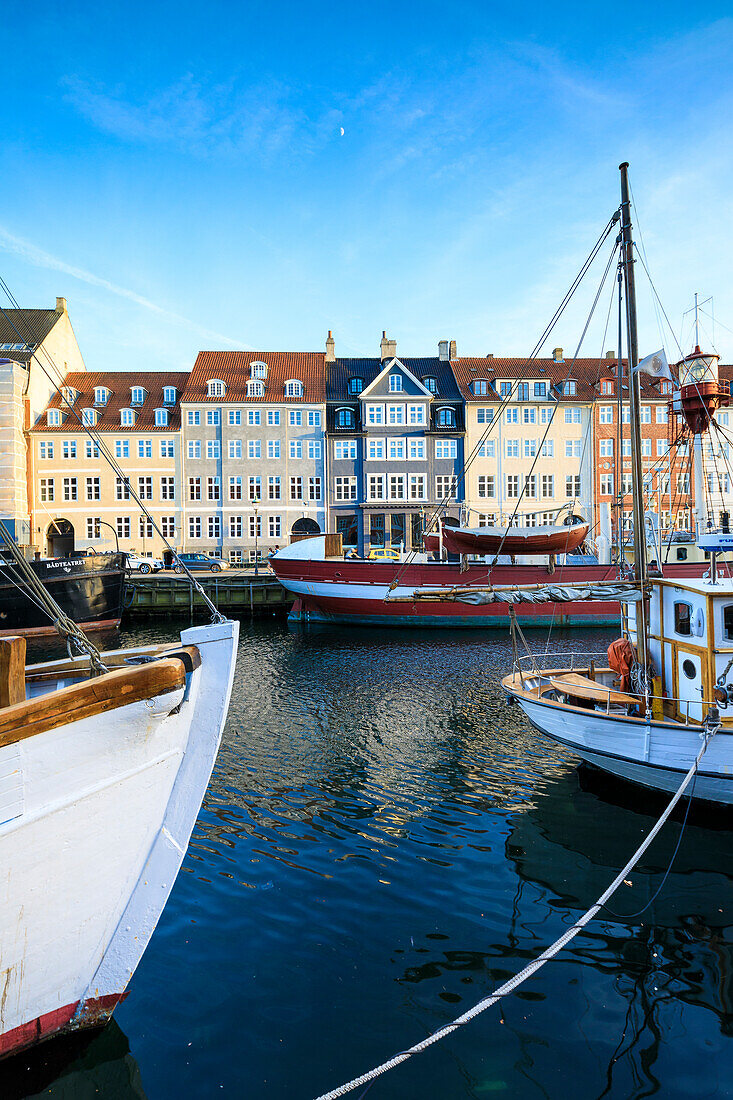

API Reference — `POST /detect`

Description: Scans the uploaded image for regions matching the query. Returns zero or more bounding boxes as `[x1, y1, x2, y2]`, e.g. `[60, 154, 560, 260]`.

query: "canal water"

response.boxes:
[5, 620, 733, 1099]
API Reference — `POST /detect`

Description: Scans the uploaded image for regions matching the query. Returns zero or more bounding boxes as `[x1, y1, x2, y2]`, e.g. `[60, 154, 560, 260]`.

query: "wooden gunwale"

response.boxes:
[23, 643, 200, 683]
[0, 656, 191, 749]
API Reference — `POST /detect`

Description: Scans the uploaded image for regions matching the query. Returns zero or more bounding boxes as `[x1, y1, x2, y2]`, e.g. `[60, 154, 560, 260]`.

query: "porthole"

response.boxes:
[682, 659, 696, 679]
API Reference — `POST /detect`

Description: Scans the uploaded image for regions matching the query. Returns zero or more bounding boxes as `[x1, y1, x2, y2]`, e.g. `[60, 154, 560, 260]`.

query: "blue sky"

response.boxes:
[2, 1, 733, 371]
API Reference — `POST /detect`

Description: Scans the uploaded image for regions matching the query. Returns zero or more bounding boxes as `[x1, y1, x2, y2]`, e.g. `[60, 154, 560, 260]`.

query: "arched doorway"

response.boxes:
[47, 519, 75, 557]
[291, 518, 321, 536]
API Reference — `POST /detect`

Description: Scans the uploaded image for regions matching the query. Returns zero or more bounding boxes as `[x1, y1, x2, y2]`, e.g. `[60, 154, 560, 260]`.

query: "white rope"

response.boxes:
[314, 724, 717, 1100]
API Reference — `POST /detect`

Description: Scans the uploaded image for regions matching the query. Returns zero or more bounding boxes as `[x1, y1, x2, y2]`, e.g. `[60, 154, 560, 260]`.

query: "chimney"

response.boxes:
[552, 347, 564, 362]
[325, 330, 335, 363]
[449, 340, 457, 359]
[438, 340, 449, 361]
[605, 349, 615, 359]
[485, 353, 493, 359]
[380, 331, 397, 361]
[56, 297, 67, 313]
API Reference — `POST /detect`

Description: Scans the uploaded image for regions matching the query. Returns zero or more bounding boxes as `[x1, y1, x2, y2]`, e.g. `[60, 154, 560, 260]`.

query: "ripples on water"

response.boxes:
[5, 620, 733, 1099]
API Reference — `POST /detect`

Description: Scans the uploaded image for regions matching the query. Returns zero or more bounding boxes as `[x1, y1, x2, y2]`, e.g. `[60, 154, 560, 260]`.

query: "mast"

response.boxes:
[619, 162, 649, 671]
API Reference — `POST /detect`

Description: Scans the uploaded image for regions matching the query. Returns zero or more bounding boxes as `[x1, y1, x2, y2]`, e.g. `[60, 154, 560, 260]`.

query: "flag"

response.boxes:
[633, 348, 674, 383]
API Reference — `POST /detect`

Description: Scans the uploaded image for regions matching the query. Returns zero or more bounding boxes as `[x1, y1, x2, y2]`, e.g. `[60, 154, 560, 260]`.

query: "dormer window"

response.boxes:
[247, 380, 265, 397]
[130, 386, 147, 406]
[422, 376, 438, 394]
[81, 408, 98, 426]
[534, 382, 547, 397]
[284, 379, 303, 397]
[61, 386, 78, 406]
[562, 380, 577, 396]
[47, 408, 62, 426]
[154, 408, 169, 426]
[163, 386, 177, 405]
[94, 386, 110, 406]
[250, 361, 268, 379]
[348, 377, 364, 396]
[660, 379, 673, 394]
[207, 379, 226, 398]
[336, 407, 355, 429]
[120, 408, 136, 426]
[517, 383, 529, 401]
[436, 406, 456, 427]
[389, 374, 403, 393]
[602, 379, 614, 395]
[472, 379, 490, 396]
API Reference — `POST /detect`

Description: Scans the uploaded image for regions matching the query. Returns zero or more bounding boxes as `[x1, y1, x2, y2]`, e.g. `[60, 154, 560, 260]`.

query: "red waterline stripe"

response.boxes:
[0, 993, 124, 1059]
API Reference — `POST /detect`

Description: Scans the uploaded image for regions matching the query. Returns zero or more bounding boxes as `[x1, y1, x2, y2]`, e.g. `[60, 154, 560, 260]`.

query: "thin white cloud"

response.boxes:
[0, 225, 252, 349]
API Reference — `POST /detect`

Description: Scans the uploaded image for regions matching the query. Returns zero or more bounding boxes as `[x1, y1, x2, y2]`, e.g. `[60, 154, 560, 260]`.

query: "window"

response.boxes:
[621, 473, 633, 495]
[674, 602, 692, 636]
[524, 475, 537, 498]
[367, 438, 384, 461]
[410, 474, 426, 500]
[472, 379, 490, 396]
[388, 405, 405, 425]
[188, 411, 201, 426]
[541, 440, 554, 458]
[208, 515, 221, 538]
[409, 438, 425, 460]
[289, 410, 303, 427]
[505, 439, 519, 458]
[348, 377, 364, 395]
[677, 473, 690, 494]
[207, 476, 220, 501]
[656, 406, 668, 424]
[308, 476, 322, 500]
[565, 440, 582, 458]
[161, 476, 175, 500]
[131, 387, 146, 406]
[436, 439, 457, 459]
[524, 439, 536, 458]
[269, 515, 282, 538]
[308, 441, 322, 460]
[600, 473, 614, 495]
[229, 410, 242, 426]
[159, 516, 174, 539]
[250, 361, 268, 379]
[540, 407, 553, 424]
[207, 380, 226, 398]
[268, 476, 281, 500]
[248, 476, 262, 501]
[138, 476, 152, 500]
[506, 474, 519, 498]
[268, 439, 281, 459]
[599, 438, 613, 457]
[389, 374, 403, 392]
[388, 438, 405, 461]
[641, 438, 652, 456]
[40, 441, 54, 459]
[408, 404, 426, 425]
[248, 515, 262, 538]
[564, 408, 581, 424]
[163, 386, 177, 405]
[47, 409, 61, 426]
[719, 412, 730, 427]
[500, 382, 513, 398]
[436, 475, 457, 500]
[436, 407, 456, 427]
[478, 440, 496, 458]
[723, 605, 733, 641]
[566, 475, 581, 498]
[622, 407, 631, 424]
[63, 440, 76, 459]
[39, 477, 54, 502]
[82, 408, 98, 426]
[207, 440, 221, 460]
[505, 408, 519, 424]
[189, 476, 201, 501]
[335, 408, 355, 429]
[423, 376, 439, 394]
[85, 441, 98, 459]
[94, 387, 109, 406]
[335, 476, 358, 500]
[288, 440, 301, 460]
[517, 383, 529, 401]
[154, 408, 168, 426]
[478, 475, 495, 498]
[247, 410, 261, 426]
[285, 380, 303, 397]
[120, 409, 135, 426]
[189, 516, 202, 538]
[116, 476, 131, 500]
[601, 380, 614, 395]
[368, 474, 385, 501]
[139, 516, 153, 539]
[622, 440, 632, 457]
[334, 440, 357, 460]
[247, 380, 265, 398]
[116, 516, 130, 539]
[248, 440, 262, 459]
[476, 408, 494, 424]
[389, 474, 406, 500]
[534, 382, 547, 397]
[541, 475, 554, 498]
[139, 439, 152, 459]
[289, 476, 303, 500]
[229, 476, 243, 500]
[87, 517, 101, 540]
[308, 411, 321, 427]
[86, 476, 100, 501]
[523, 408, 536, 424]
[600, 406, 613, 424]
[229, 515, 243, 539]
[207, 409, 220, 426]
[562, 380, 576, 395]
[62, 477, 77, 501]
[268, 410, 280, 426]
[366, 405, 384, 426]
[229, 440, 243, 459]
[640, 406, 651, 423]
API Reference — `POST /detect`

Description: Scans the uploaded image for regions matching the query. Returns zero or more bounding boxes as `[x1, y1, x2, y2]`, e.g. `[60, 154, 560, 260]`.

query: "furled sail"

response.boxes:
[388, 581, 643, 604]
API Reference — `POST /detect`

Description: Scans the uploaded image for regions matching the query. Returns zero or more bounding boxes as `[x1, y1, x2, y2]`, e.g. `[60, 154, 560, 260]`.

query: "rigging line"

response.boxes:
[313, 727, 716, 1100]
[699, 306, 733, 340]
[0, 286, 226, 624]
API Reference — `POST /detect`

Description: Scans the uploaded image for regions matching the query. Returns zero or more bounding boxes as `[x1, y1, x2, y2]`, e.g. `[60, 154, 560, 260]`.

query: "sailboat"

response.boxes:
[502, 163, 733, 805]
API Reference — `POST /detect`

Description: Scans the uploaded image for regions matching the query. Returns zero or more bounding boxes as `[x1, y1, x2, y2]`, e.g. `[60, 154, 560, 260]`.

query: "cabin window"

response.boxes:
[674, 601, 692, 636]
[723, 606, 733, 641]
[681, 659, 696, 679]
[676, 547, 687, 561]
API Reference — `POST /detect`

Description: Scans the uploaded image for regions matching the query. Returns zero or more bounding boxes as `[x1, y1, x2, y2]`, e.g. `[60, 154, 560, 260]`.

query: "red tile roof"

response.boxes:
[183, 351, 326, 403]
[451, 357, 621, 402]
[30, 372, 189, 432]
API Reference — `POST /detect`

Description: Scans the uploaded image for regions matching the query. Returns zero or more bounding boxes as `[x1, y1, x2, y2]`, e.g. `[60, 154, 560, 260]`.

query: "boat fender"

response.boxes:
[713, 684, 728, 708]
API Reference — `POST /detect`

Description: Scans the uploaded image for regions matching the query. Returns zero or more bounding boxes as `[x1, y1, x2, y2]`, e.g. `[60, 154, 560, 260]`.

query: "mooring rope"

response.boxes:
[314, 720, 718, 1100]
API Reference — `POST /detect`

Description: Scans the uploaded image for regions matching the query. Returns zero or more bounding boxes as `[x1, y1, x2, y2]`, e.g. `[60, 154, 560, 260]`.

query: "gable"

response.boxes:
[360, 358, 433, 399]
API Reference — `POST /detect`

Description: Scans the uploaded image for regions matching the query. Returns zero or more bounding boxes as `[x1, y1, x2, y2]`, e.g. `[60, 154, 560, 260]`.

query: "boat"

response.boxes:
[502, 162, 733, 804]
[0, 551, 126, 638]
[441, 516, 589, 556]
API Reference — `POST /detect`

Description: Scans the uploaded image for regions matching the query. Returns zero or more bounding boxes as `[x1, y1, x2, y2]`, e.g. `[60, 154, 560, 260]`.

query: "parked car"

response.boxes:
[367, 547, 401, 561]
[126, 553, 164, 575]
[172, 553, 229, 573]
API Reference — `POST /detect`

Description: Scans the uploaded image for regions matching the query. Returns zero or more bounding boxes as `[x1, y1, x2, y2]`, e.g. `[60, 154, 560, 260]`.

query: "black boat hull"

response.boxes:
[0, 554, 126, 636]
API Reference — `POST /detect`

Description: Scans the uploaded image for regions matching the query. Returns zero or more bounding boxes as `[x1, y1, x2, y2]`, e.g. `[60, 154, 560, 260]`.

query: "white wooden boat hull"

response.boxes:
[512, 693, 733, 805]
[0, 618, 239, 1057]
